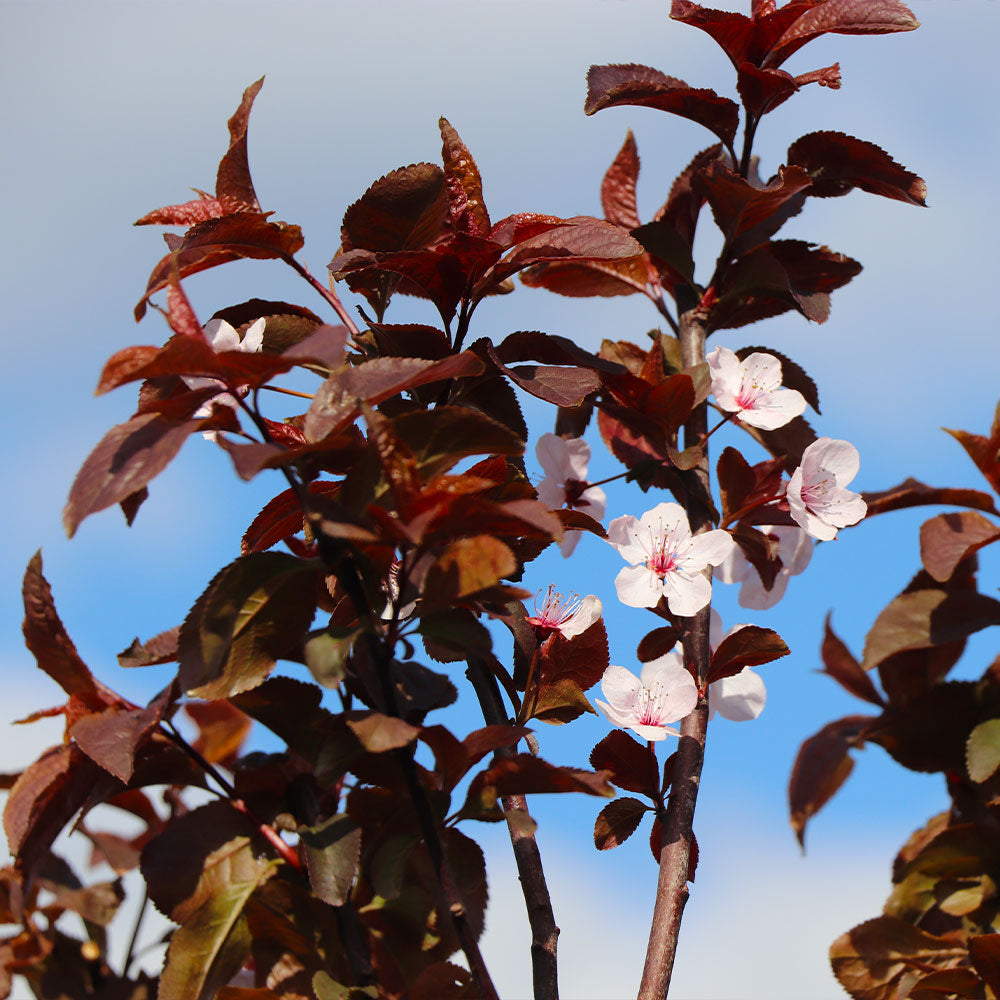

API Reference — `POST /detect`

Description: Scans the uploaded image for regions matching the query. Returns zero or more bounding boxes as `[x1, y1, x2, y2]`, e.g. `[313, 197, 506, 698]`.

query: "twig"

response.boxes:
[121, 883, 149, 977]
[467, 656, 560, 1000]
[282, 254, 361, 338]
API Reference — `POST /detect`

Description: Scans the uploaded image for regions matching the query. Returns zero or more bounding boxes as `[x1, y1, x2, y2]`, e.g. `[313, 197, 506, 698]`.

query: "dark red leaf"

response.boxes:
[657, 143, 724, 249]
[633, 219, 696, 287]
[136, 193, 229, 228]
[64, 411, 199, 537]
[185, 700, 251, 766]
[589, 730, 660, 798]
[789, 715, 872, 846]
[788, 130, 926, 205]
[166, 273, 207, 340]
[494, 330, 625, 373]
[215, 77, 265, 211]
[730, 523, 783, 590]
[821, 614, 884, 707]
[464, 755, 614, 813]
[585, 63, 739, 146]
[22, 553, 105, 705]
[135, 214, 305, 319]
[861, 589, 1000, 671]
[602, 131, 641, 230]
[863, 478, 1000, 518]
[118, 627, 180, 667]
[920, 511, 1000, 583]
[241, 481, 340, 555]
[765, 0, 920, 70]
[341, 162, 448, 253]
[969, 935, 1000, 995]
[741, 414, 818, 473]
[707, 625, 789, 684]
[594, 797, 648, 850]
[637, 626, 682, 663]
[483, 340, 600, 408]
[946, 403, 1000, 495]
[537, 619, 610, 696]
[520, 256, 651, 299]
[737, 63, 798, 118]
[440, 118, 491, 237]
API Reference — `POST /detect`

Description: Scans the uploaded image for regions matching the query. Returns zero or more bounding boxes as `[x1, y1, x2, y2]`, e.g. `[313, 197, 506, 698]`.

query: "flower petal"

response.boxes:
[661, 568, 712, 617]
[561, 594, 602, 639]
[557, 529, 582, 558]
[607, 515, 647, 565]
[615, 564, 663, 609]
[562, 436, 592, 480]
[535, 433, 571, 480]
[736, 387, 806, 430]
[204, 318, 241, 352]
[580, 485, 607, 521]
[688, 528, 736, 568]
[536, 477, 566, 508]
[709, 667, 766, 722]
[806, 437, 860, 484]
[241, 317, 266, 353]
[639, 502, 691, 547]
[598, 664, 642, 713]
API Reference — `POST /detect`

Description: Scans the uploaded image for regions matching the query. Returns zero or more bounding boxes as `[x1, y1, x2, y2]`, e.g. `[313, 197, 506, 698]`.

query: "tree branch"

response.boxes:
[638, 299, 712, 1000]
[467, 656, 560, 1000]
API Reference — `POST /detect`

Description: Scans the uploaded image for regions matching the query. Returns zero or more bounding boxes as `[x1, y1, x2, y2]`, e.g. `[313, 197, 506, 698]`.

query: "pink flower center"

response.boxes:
[635, 679, 672, 726]
[527, 585, 581, 632]
[735, 368, 769, 411]
[800, 473, 832, 510]
[643, 524, 684, 580]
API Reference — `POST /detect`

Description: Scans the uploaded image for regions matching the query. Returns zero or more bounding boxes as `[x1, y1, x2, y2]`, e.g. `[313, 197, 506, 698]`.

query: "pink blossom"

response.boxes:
[525, 586, 602, 639]
[607, 502, 735, 616]
[535, 433, 606, 557]
[706, 613, 766, 722]
[594, 657, 698, 741]
[706, 346, 806, 430]
[716, 525, 813, 609]
[182, 317, 266, 436]
[787, 437, 867, 541]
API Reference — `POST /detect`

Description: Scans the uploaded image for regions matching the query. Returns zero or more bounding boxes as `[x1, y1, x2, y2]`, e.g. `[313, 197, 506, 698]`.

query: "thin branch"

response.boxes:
[637, 297, 713, 1000]
[467, 656, 560, 1000]
[121, 883, 148, 977]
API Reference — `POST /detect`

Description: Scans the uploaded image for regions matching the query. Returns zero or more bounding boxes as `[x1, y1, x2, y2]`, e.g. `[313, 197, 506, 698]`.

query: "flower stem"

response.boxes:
[258, 384, 315, 400]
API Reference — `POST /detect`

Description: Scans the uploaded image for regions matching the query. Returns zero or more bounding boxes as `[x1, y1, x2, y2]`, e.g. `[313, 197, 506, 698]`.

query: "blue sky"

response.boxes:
[2, 1, 999, 997]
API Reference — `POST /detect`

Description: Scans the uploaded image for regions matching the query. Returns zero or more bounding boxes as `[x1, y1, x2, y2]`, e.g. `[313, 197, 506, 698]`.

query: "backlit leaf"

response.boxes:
[821, 614, 884, 707]
[966, 720, 1000, 783]
[707, 625, 789, 684]
[300, 813, 362, 906]
[422, 535, 518, 605]
[347, 712, 420, 753]
[863, 478, 999, 518]
[440, 118, 490, 237]
[589, 730, 660, 798]
[601, 131, 641, 231]
[920, 511, 1000, 582]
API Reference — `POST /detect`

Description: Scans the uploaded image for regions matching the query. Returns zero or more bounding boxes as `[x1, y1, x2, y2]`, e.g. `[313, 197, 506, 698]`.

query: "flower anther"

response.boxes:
[786, 437, 867, 541]
[707, 345, 807, 431]
[525, 586, 602, 640]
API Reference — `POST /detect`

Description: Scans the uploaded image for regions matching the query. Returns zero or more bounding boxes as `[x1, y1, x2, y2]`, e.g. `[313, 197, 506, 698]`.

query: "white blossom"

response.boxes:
[535, 433, 606, 557]
[707, 345, 807, 430]
[594, 656, 698, 741]
[786, 437, 867, 541]
[525, 586, 602, 639]
[707, 613, 766, 722]
[607, 502, 734, 616]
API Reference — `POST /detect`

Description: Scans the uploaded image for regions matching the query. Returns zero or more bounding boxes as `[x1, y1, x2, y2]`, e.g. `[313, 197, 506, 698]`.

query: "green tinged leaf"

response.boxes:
[178, 552, 321, 699]
[967, 719, 1000, 783]
[300, 813, 362, 906]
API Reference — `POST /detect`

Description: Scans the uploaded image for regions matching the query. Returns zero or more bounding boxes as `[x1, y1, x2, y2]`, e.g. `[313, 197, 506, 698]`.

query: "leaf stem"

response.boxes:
[121, 883, 148, 977]
[283, 255, 361, 339]
[258, 384, 315, 400]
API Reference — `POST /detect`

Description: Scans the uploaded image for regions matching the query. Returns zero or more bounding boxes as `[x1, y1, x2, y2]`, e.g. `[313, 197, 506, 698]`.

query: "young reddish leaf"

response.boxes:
[736, 344, 821, 413]
[299, 813, 362, 907]
[788, 130, 927, 205]
[821, 614, 884, 707]
[440, 118, 491, 237]
[696, 163, 811, 256]
[730, 523, 782, 591]
[64, 411, 200, 537]
[347, 712, 420, 753]
[304, 353, 484, 442]
[736, 64, 798, 118]
[215, 77, 265, 211]
[632, 220, 696, 286]
[830, 916, 966, 1000]
[483, 339, 600, 407]
[537, 619, 611, 696]
[166, 271, 207, 340]
[789, 715, 872, 846]
[637, 626, 682, 663]
[22, 553, 104, 705]
[863, 478, 999, 518]
[969, 934, 1000, 994]
[341, 163, 448, 253]
[136, 192, 231, 228]
[766, 0, 920, 71]
[70, 688, 173, 783]
[177, 552, 321, 699]
[135, 214, 305, 319]
[594, 797, 648, 850]
[716, 446, 755, 519]
[658, 143, 724, 249]
[118, 626, 180, 667]
[707, 625, 788, 684]
[861, 590, 1000, 671]
[585, 64, 739, 147]
[241, 481, 340, 555]
[920, 511, 1000, 583]
[589, 730, 660, 798]
[602, 131, 641, 231]
[422, 535, 518, 605]
[946, 404, 1000, 495]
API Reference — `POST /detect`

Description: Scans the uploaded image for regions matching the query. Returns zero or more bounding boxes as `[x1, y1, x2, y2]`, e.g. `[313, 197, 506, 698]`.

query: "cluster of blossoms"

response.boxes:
[532, 346, 868, 746]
